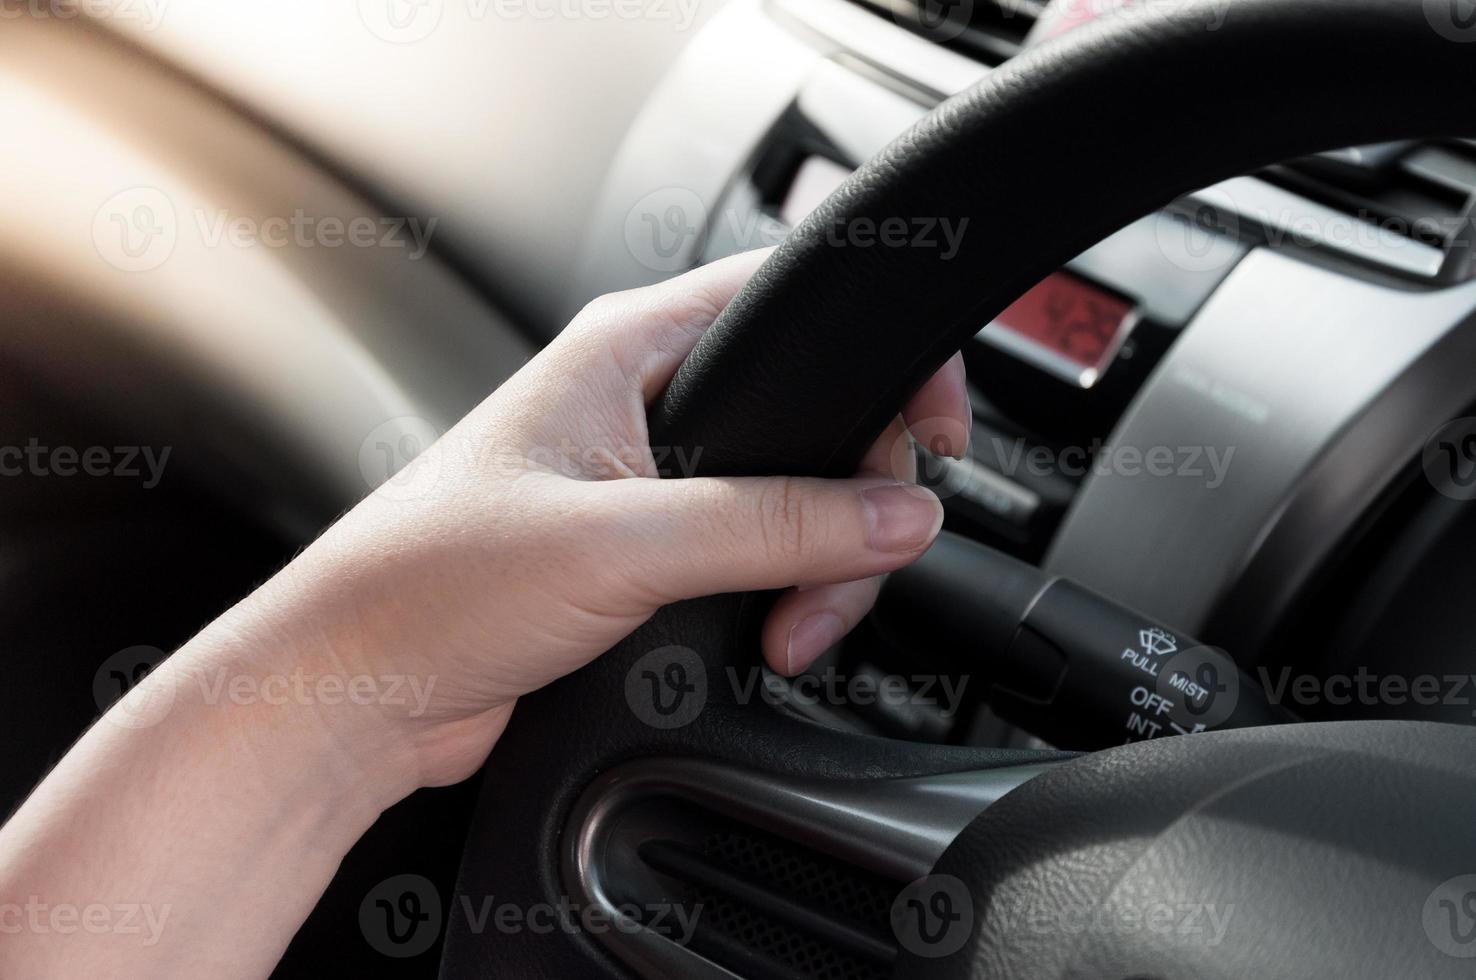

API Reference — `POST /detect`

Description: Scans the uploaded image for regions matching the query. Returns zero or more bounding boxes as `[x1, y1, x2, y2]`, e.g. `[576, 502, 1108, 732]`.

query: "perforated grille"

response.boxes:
[682, 827, 897, 980]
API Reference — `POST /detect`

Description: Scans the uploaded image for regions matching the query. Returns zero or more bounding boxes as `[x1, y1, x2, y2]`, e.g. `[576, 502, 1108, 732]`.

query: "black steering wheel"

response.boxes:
[442, 2, 1476, 977]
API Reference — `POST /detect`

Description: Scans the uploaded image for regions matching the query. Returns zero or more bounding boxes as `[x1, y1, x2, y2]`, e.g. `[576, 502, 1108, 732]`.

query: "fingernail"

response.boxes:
[861, 483, 944, 554]
[950, 353, 972, 460]
[787, 612, 846, 675]
[916, 417, 970, 461]
[961, 387, 973, 460]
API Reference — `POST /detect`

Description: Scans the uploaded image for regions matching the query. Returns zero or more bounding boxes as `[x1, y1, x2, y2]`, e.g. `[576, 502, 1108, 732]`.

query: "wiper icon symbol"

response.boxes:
[1138, 627, 1179, 657]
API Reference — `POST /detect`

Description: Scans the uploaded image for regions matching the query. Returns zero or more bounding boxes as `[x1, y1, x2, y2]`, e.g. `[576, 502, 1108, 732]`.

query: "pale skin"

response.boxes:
[0, 248, 970, 978]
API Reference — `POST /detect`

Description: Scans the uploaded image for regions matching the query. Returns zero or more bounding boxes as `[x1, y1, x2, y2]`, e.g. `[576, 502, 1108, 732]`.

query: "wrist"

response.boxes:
[154, 610, 427, 818]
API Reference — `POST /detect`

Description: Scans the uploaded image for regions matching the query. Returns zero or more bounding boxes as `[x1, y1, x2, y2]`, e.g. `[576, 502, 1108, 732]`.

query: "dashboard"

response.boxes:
[89, 0, 1476, 735]
[4, 8, 1475, 979]
[5, 6, 1476, 979]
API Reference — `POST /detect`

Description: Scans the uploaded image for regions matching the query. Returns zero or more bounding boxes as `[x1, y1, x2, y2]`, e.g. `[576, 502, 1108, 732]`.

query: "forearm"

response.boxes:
[0, 249, 958, 978]
[0, 611, 413, 979]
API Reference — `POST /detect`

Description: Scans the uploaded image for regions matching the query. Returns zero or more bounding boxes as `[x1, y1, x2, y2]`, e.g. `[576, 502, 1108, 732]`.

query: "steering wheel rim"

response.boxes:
[444, 2, 1476, 977]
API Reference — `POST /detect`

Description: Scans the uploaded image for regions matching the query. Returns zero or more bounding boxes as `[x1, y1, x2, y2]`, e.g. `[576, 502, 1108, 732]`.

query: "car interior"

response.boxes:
[7, 0, 1476, 976]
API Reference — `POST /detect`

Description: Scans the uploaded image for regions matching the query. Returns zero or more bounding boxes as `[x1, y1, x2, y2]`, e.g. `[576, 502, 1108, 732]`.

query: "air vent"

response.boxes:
[635, 819, 898, 980]
[1258, 140, 1476, 279]
[850, 0, 1045, 64]
[565, 760, 1049, 980]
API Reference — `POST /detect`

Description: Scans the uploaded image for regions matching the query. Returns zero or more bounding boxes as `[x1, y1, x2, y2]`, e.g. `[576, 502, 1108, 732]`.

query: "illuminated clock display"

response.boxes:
[991, 271, 1135, 383]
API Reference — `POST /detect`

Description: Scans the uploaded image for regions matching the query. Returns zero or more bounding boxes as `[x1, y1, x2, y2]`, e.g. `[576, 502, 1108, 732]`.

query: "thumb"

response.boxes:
[593, 475, 944, 603]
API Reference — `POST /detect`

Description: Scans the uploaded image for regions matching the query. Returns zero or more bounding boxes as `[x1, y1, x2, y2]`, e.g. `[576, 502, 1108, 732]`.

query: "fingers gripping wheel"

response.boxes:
[446, 3, 1476, 978]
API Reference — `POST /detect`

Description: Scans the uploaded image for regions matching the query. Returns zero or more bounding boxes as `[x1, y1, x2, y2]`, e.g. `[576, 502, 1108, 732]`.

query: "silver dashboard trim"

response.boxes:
[1047, 247, 1476, 647]
[1188, 176, 1449, 280]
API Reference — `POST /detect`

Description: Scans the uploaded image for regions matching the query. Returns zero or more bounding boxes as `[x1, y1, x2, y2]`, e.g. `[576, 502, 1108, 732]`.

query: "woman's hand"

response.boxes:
[215, 246, 971, 793]
[0, 248, 968, 979]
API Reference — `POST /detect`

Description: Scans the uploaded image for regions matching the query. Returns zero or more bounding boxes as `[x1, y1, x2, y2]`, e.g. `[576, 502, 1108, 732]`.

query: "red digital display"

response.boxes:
[992, 271, 1134, 377]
